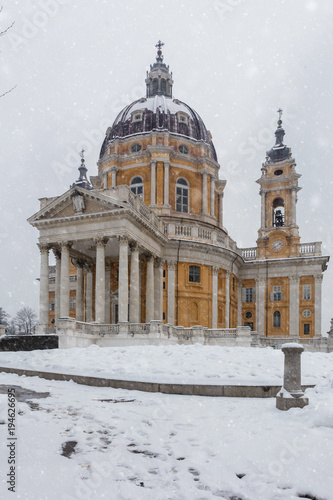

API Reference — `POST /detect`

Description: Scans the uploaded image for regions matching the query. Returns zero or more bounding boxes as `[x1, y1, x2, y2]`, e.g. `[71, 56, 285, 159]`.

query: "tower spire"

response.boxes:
[71, 150, 93, 190]
[266, 108, 290, 162]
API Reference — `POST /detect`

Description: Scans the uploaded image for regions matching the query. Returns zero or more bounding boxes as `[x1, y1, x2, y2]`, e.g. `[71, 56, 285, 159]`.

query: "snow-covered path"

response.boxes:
[0, 370, 333, 500]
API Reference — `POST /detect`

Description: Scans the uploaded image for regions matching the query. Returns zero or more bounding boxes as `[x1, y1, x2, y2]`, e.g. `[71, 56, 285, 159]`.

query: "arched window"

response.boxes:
[176, 177, 189, 213]
[161, 79, 166, 94]
[273, 311, 281, 328]
[130, 176, 144, 199]
[153, 78, 158, 95]
[273, 198, 284, 227]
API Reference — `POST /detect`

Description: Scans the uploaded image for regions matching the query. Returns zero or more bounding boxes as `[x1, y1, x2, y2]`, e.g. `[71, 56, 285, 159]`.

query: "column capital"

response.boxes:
[314, 274, 323, 283]
[118, 235, 129, 245]
[85, 263, 94, 273]
[60, 241, 73, 250]
[256, 277, 266, 285]
[167, 260, 177, 270]
[212, 266, 219, 276]
[95, 237, 109, 248]
[129, 241, 140, 253]
[52, 248, 61, 260]
[289, 275, 300, 284]
[37, 243, 50, 254]
[110, 166, 119, 173]
[72, 258, 86, 269]
[163, 160, 170, 168]
[237, 278, 242, 288]
[150, 159, 157, 166]
[155, 258, 165, 269]
[225, 270, 231, 279]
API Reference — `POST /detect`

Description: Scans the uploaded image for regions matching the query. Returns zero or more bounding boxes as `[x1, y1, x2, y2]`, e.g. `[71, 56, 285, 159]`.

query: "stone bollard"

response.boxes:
[276, 343, 309, 411]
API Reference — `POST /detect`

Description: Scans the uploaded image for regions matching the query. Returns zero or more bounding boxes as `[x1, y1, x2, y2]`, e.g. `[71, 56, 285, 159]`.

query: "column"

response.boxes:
[314, 274, 323, 337]
[118, 236, 129, 322]
[237, 279, 242, 327]
[54, 250, 61, 327]
[129, 243, 140, 323]
[103, 171, 108, 189]
[76, 260, 85, 322]
[289, 275, 299, 337]
[225, 271, 230, 328]
[60, 242, 70, 318]
[95, 238, 107, 323]
[291, 188, 296, 226]
[212, 266, 219, 329]
[256, 277, 266, 336]
[105, 263, 111, 324]
[154, 259, 164, 321]
[167, 261, 176, 325]
[260, 189, 266, 228]
[218, 192, 224, 228]
[202, 170, 208, 215]
[164, 161, 170, 206]
[111, 167, 118, 187]
[38, 244, 49, 329]
[150, 160, 156, 205]
[210, 176, 215, 217]
[146, 255, 155, 322]
[85, 266, 93, 322]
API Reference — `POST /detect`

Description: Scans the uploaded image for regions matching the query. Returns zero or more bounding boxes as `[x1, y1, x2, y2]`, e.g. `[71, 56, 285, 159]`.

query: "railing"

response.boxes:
[175, 225, 192, 237]
[58, 318, 253, 346]
[198, 228, 212, 240]
[299, 242, 322, 256]
[242, 248, 257, 260]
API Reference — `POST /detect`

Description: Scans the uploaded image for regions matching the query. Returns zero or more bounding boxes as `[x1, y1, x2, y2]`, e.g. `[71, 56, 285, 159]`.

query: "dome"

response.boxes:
[99, 95, 217, 160]
[99, 42, 217, 161]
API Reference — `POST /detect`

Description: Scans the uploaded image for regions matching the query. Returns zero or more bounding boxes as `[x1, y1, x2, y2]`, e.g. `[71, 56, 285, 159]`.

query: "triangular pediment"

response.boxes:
[28, 187, 127, 225]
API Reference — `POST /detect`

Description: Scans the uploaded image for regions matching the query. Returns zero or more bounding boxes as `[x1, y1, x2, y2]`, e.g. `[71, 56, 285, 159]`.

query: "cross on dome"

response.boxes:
[277, 108, 283, 127]
[155, 40, 164, 63]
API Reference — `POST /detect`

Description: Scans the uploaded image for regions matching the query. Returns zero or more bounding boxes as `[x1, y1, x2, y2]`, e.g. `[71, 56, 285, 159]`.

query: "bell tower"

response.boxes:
[256, 110, 301, 259]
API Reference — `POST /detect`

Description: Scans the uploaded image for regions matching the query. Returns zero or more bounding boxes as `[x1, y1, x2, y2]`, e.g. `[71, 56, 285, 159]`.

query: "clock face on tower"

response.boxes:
[272, 239, 284, 252]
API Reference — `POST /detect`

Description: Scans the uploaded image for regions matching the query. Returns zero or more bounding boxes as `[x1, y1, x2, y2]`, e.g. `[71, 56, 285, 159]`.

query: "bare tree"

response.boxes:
[6, 319, 16, 336]
[0, 306, 9, 325]
[1, 6, 16, 98]
[15, 307, 38, 335]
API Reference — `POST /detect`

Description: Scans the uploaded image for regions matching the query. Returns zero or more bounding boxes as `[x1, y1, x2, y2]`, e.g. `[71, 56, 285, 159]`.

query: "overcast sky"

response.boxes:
[1, 0, 332, 331]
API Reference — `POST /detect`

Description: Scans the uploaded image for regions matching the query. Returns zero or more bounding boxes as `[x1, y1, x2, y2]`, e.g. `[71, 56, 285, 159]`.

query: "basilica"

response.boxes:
[28, 43, 329, 348]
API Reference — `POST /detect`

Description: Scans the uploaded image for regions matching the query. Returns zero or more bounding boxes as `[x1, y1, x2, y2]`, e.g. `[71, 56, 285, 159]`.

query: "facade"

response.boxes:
[29, 43, 329, 346]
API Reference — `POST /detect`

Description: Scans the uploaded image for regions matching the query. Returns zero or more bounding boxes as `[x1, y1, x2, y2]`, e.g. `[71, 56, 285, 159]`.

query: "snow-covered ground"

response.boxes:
[0, 344, 332, 386]
[0, 369, 333, 500]
[1, 346, 333, 499]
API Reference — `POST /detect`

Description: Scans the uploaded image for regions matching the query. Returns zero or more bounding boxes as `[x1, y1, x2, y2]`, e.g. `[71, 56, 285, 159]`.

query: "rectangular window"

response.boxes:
[189, 265, 200, 283]
[163, 312, 166, 320]
[271, 286, 283, 301]
[303, 284, 311, 300]
[304, 323, 310, 335]
[70, 297, 76, 311]
[163, 270, 166, 278]
[163, 282, 166, 289]
[242, 287, 256, 302]
[49, 299, 55, 311]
